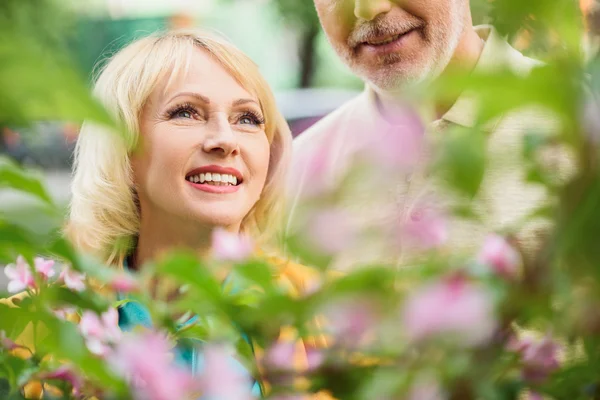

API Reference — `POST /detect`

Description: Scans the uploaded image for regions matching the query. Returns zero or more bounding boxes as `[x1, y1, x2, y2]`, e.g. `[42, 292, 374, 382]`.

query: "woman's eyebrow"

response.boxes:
[165, 92, 211, 105]
[232, 98, 259, 107]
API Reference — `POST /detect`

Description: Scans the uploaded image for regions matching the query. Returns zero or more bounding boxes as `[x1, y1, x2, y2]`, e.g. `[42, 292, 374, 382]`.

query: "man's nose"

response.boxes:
[354, 0, 393, 21]
[202, 118, 239, 157]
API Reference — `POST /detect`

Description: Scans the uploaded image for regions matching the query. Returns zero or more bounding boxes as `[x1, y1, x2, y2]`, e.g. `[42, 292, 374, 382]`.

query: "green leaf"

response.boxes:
[42, 286, 110, 314]
[0, 31, 113, 127]
[233, 259, 277, 293]
[0, 353, 33, 391]
[436, 126, 487, 197]
[0, 157, 53, 204]
[176, 324, 209, 341]
[156, 252, 222, 303]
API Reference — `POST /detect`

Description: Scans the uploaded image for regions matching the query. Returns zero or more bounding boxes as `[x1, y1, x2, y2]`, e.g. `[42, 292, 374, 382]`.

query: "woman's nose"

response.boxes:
[201, 117, 239, 157]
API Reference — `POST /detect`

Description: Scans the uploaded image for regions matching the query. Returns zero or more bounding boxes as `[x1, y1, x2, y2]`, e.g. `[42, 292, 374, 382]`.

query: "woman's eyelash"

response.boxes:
[166, 103, 198, 119]
[240, 110, 265, 125]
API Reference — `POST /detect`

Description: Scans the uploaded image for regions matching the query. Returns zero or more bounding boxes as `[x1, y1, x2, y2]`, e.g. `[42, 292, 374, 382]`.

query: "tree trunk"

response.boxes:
[298, 22, 320, 88]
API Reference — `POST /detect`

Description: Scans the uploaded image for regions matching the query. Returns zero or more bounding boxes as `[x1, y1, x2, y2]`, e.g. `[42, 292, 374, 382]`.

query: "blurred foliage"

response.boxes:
[1, 0, 600, 399]
[270, 0, 321, 86]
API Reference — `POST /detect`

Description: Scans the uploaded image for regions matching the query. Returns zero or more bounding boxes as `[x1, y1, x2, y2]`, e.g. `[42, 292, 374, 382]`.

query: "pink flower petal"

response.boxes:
[408, 375, 446, 400]
[401, 206, 448, 250]
[109, 274, 139, 293]
[79, 308, 122, 356]
[402, 276, 496, 347]
[34, 257, 56, 279]
[200, 344, 254, 400]
[324, 298, 378, 347]
[211, 228, 254, 262]
[60, 267, 86, 292]
[0, 330, 19, 351]
[307, 208, 359, 254]
[512, 334, 562, 383]
[79, 311, 105, 339]
[265, 341, 297, 370]
[4, 256, 35, 293]
[110, 332, 198, 400]
[478, 234, 521, 280]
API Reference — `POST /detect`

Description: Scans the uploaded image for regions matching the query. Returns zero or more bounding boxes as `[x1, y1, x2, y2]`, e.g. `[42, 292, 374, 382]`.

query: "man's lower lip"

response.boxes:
[360, 29, 418, 55]
[187, 181, 240, 193]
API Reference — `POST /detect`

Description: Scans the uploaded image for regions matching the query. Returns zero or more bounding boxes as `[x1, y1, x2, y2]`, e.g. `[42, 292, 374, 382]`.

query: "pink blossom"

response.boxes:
[60, 266, 86, 292]
[324, 298, 378, 346]
[509, 334, 561, 383]
[478, 234, 521, 280]
[407, 376, 447, 400]
[265, 341, 296, 370]
[363, 107, 426, 171]
[401, 276, 496, 347]
[307, 208, 358, 254]
[110, 332, 198, 400]
[34, 257, 55, 279]
[4, 256, 36, 293]
[108, 273, 139, 293]
[38, 366, 83, 395]
[211, 228, 254, 262]
[401, 205, 448, 250]
[53, 306, 77, 321]
[0, 330, 19, 351]
[79, 308, 121, 356]
[199, 344, 254, 400]
[525, 392, 544, 400]
[305, 346, 324, 371]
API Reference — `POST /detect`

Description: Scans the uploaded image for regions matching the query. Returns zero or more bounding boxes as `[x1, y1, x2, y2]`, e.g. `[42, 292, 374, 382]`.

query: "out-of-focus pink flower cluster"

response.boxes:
[3, 255, 88, 293]
[79, 308, 121, 357]
[109, 332, 199, 400]
[477, 234, 521, 280]
[507, 334, 562, 383]
[402, 275, 496, 347]
[4, 255, 55, 292]
[212, 228, 254, 262]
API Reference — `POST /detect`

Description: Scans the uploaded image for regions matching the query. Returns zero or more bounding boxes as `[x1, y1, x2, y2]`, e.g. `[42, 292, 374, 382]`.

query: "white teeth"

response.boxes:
[368, 34, 401, 46]
[187, 172, 240, 185]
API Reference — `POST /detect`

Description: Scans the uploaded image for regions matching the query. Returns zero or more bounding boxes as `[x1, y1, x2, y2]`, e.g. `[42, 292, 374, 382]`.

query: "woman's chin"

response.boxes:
[189, 210, 245, 230]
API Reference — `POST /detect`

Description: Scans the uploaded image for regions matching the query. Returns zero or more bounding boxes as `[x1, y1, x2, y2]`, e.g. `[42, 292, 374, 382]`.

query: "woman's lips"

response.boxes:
[186, 180, 241, 194]
[360, 28, 418, 56]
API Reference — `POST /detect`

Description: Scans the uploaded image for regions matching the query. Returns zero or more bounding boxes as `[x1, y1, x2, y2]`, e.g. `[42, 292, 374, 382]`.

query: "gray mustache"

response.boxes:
[348, 20, 422, 47]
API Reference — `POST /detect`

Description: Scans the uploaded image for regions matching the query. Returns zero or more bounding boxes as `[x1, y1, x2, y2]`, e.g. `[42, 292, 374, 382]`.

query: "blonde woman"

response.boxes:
[2, 29, 330, 398]
[68, 29, 289, 266]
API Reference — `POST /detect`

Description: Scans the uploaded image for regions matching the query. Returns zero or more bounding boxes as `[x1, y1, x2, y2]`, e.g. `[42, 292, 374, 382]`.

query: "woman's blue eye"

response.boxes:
[240, 116, 256, 125]
[167, 104, 197, 119]
[175, 110, 193, 119]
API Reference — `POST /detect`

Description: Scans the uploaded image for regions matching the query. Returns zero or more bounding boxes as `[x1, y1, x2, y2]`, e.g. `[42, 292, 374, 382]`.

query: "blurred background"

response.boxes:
[1, 0, 366, 199]
[1, 0, 600, 289]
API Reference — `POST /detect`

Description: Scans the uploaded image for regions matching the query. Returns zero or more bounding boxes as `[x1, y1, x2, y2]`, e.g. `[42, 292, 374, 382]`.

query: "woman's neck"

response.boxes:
[133, 215, 238, 270]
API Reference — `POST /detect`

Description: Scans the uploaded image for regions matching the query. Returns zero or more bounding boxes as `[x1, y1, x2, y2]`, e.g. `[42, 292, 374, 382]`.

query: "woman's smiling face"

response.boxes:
[132, 47, 271, 232]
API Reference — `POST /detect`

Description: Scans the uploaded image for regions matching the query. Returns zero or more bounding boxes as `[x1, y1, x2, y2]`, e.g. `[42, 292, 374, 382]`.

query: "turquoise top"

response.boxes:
[117, 259, 263, 398]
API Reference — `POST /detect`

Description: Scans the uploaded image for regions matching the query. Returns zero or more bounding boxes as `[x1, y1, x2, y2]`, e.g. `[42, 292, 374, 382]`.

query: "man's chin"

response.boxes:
[362, 68, 430, 93]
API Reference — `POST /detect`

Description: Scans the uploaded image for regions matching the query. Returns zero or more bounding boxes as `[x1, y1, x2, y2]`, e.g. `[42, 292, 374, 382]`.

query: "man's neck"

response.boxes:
[376, 26, 486, 122]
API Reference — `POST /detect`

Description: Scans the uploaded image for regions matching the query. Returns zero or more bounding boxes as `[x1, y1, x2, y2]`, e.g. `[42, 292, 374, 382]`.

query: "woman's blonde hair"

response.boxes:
[67, 29, 291, 264]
